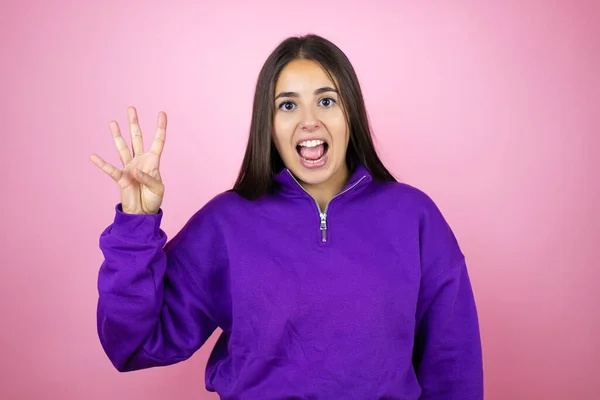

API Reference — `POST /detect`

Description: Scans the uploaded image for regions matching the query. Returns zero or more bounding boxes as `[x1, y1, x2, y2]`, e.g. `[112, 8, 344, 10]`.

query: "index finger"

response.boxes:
[150, 111, 167, 156]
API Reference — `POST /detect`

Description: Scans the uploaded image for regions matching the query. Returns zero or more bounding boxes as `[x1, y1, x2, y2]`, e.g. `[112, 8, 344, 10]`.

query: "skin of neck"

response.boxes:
[301, 162, 350, 212]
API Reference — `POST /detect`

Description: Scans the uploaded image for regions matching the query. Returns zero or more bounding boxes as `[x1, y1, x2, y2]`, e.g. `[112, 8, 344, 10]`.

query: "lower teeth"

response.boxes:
[302, 156, 324, 164]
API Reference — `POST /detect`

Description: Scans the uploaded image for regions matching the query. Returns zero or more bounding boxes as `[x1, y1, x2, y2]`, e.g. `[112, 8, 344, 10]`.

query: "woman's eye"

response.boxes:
[319, 97, 335, 107]
[279, 101, 296, 111]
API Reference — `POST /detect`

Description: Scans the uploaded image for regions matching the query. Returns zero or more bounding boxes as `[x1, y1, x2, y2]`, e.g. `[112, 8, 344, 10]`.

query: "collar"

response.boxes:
[273, 162, 373, 199]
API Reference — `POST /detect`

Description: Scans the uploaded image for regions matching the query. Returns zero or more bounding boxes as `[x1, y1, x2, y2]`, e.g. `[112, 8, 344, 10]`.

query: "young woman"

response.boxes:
[91, 34, 483, 399]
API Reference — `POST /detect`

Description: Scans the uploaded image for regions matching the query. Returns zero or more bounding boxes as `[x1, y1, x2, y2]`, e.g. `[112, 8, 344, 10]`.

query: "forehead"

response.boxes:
[275, 59, 336, 92]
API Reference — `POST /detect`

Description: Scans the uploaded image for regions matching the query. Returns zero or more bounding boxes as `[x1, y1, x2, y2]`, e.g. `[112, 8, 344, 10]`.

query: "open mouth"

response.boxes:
[296, 139, 329, 165]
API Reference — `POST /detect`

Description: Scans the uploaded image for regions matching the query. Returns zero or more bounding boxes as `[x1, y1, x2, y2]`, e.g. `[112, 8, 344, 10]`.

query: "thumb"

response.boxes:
[134, 168, 163, 194]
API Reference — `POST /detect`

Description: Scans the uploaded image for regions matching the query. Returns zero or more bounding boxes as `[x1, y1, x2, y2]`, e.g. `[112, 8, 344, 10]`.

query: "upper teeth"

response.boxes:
[299, 140, 324, 147]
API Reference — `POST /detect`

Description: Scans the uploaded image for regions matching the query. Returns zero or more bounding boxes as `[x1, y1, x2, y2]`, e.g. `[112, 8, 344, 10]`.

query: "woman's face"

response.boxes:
[272, 59, 349, 188]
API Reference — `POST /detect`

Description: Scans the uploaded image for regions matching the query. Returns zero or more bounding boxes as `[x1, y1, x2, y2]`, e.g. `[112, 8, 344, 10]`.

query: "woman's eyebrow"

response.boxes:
[314, 86, 338, 95]
[274, 87, 338, 100]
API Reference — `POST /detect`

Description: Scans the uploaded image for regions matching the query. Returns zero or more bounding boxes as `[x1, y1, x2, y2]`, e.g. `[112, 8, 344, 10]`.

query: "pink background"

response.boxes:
[1, 1, 599, 399]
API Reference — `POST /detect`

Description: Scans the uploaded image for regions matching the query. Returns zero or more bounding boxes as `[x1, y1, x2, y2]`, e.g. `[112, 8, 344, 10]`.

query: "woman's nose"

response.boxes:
[299, 108, 320, 132]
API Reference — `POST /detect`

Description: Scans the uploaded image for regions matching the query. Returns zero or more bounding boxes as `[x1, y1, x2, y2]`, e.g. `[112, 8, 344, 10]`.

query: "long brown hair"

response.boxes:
[231, 34, 396, 199]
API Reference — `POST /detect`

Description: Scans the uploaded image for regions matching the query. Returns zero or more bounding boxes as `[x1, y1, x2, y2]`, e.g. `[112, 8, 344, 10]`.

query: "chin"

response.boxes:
[288, 157, 339, 186]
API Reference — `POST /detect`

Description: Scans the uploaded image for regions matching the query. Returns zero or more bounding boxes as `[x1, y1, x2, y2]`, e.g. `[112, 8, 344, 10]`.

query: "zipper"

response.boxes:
[286, 170, 367, 243]
[320, 212, 327, 242]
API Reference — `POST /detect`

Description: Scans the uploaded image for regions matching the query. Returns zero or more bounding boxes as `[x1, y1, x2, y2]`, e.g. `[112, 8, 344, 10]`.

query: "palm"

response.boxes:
[119, 152, 162, 214]
[90, 107, 167, 214]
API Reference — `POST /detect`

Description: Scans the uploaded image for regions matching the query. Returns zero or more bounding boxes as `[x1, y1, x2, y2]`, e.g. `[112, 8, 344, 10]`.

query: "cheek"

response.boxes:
[274, 113, 297, 131]
[272, 116, 295, 153]
[323, 111, 348, 142]
[273, 116, 297, 142]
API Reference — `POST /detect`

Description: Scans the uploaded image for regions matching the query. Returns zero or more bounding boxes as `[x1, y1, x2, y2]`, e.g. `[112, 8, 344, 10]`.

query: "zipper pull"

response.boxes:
[320, 212, 327, 242]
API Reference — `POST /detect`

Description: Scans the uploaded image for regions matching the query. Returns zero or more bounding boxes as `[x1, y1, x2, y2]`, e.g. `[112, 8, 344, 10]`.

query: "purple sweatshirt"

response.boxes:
[96, 163, 483, 399]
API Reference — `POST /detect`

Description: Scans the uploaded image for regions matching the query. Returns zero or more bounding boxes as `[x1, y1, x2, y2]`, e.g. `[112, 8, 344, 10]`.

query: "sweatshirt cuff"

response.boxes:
[110, 203, 164, 240]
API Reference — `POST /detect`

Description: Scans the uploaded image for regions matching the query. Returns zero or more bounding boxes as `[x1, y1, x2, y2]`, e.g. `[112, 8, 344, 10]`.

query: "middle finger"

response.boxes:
[128, 106, 144, 156]
[110, 120, 132, 166]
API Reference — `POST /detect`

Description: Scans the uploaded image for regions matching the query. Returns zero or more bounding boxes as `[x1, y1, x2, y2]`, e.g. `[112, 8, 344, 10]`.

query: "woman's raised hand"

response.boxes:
[90, 107, 167, 214]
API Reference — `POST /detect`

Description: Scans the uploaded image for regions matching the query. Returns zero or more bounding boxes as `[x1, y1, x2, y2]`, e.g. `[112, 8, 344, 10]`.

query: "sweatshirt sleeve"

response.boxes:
[412, 196, 484, 399]
[96, 203, 225, 372]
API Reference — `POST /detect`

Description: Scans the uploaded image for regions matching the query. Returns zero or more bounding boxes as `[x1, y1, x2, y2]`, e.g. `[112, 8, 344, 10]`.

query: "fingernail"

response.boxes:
[137, 169, 142, 177]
